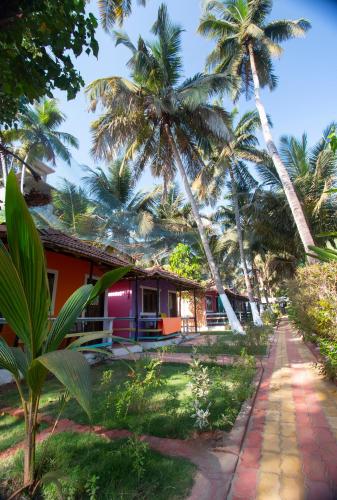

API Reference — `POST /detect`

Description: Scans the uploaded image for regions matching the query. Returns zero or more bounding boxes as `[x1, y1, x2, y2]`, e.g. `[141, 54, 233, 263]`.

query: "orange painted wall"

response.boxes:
[1, 250, 105, 346]
[45, 251, 104, 316]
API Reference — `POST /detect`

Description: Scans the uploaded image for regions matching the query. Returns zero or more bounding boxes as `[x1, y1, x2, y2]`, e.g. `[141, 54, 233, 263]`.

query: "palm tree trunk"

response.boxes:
[0, 152, 7, 188]
[165, 125, 244, 333]
[248, 42, 316, 263]
[24, 395, 38, 487]
[20, 154, 29, 194]
[228, 163, 263, 326]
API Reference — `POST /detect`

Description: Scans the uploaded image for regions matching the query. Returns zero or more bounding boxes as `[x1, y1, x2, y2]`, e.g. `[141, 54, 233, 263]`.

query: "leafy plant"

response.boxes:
[168, 243, 202, 281]
[0, 171, 130, 490]
[84, 474, 100, 500]
[0, 1, 98, 127]
[104, 356, 166, 422]
[123, 433, 149, 482]
[288, 262, 337, 378]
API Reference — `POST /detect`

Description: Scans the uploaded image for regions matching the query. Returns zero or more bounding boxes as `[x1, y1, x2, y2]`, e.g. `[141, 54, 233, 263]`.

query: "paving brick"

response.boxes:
[280, 475, 305, 500]
[234, 467, 257, 498]
[305, 480, 334, 500]
[281, 454, 302, 476]
[241, 447, 261, 469]
[261, 434, 280, 453]
[257, 472, 280, 500]
[260, 452, 281, 473]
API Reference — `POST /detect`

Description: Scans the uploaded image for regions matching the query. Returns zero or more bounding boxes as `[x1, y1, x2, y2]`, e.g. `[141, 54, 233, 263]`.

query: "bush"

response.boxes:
[288, 262, 337, 379]
[261, 308, 278, 326]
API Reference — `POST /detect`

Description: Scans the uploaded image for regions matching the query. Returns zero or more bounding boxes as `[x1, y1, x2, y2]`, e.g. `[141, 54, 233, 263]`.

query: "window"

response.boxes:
[168, 292, 178, 317]
[143, 288, 158, 314]
[47, 270, 58, 315]
[205, 295, 213, 312]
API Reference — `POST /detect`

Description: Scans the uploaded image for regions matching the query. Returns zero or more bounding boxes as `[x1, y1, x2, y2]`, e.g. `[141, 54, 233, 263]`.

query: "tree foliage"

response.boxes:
[168, 243, 202, 281]
[0, 0, 98, 127]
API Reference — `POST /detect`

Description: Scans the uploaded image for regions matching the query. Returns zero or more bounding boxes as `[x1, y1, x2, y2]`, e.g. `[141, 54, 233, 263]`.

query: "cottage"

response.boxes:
[204, 285, 253, 328]
[0, 226, 140, 347]
[0, 227, 203, 348]
[108, 265, 203, 340]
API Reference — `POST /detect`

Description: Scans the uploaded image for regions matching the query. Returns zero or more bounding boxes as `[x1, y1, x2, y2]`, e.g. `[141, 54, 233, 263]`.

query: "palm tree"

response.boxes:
[257, 125, 337, 239]
[51, 180, 101, 237]
[86, 4, 244, 332]
[0, 171, 129, 488]
[199, 0, 316, 261]
[98, 0, 147, 28]
[3, 98, 78, 193]
[197, 109, 264, 325]
[82, 160, 161, 246]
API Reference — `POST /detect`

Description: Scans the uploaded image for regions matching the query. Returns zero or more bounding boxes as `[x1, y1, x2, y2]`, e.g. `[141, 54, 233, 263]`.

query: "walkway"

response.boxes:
[230, 318, 337, 500]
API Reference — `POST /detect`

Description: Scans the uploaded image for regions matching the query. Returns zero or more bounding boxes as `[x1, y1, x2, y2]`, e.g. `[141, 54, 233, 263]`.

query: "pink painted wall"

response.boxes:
[108, 279, 133, 338]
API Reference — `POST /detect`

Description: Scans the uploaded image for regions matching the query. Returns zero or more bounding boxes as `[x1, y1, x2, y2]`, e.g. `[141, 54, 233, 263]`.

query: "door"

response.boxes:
[168, 291, 178, 317]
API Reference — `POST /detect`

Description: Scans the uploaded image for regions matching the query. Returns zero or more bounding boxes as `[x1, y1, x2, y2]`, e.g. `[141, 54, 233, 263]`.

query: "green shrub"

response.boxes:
[288, 262, 337, 378]
[261, 309, 278, 326]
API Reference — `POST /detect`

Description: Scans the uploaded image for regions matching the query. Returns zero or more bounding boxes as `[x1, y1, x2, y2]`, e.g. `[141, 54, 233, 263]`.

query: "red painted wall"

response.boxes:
[1, 250, 105, 346]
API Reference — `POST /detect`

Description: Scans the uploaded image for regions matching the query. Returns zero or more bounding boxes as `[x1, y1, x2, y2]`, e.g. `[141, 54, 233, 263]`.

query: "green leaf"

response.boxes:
[27, 361, 48, 394]
[46, 285, 93, 352]
[88, 267, 131, 302]
[0, 337, 20, 378]
[308, 245, 337, 262]
[10, 347, 29, 378]
[37, 350, 92, 417]
[5, 171, 49, 354]
[0, 241, 32, 345]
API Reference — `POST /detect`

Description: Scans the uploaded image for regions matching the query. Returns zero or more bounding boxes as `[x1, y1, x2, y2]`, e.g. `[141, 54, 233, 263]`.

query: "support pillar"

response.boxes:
[135, 276, 139, 341]
[193, 289, 198, 334]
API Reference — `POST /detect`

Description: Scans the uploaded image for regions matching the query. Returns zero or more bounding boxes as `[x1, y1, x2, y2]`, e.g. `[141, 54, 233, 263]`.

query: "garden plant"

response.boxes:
[0, 171, 130, 491]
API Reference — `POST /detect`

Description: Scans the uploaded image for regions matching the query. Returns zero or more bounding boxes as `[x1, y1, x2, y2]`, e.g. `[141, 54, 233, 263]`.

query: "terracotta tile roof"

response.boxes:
[145, 266, 203, 290]
[0, 225, 145, 276]
[205, 280, 249, 301]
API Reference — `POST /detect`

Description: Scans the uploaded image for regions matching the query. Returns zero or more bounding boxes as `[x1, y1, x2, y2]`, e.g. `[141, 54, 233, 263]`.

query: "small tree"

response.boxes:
[168, 243, 202, 281]
[0, 171, 130, 490]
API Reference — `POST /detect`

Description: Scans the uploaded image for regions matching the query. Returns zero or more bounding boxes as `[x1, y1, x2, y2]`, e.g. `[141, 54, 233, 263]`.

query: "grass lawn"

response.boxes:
[175, 331, 269, 356]
[0, 415, 48, 452]
[200, 330, 233, 335]
[0, 360, 255, 440]
[0, 432, 195, 499]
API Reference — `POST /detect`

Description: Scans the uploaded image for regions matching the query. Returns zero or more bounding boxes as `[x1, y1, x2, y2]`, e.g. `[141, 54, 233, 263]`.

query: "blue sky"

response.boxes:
[50, 0, 337, 192]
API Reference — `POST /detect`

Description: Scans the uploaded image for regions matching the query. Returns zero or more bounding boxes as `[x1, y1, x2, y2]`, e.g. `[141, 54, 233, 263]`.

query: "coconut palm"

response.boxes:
[3, 98, 78, 193]
[199, 0, 315, 260]
[86, 4, 244, 332]
[0, 171, 129, 488]
[98, 0, 147, 28]
[197, 109, 265, 325]
[257, 125, 337, 239]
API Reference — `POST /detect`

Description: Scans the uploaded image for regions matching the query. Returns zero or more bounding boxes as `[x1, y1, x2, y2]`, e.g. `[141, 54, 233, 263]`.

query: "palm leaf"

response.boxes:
[46, 285, 93, 352]
[88, 267, 131, 302]
[5, 171, 49, 355]
[0, 337, 20, 378]
[37, 350, 92, 417]
[0, 241, 32, 346]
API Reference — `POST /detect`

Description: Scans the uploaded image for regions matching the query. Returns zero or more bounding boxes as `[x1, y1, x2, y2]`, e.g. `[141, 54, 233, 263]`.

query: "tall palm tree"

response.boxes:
[199, 0, 315, 260]
[3, 98, 78, 193]
[197, 109, 264, 325]
[86, 4, 244, 332]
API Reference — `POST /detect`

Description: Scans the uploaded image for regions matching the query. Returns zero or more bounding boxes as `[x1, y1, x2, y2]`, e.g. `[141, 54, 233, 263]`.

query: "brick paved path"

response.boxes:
[230, 318, 337, 500]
